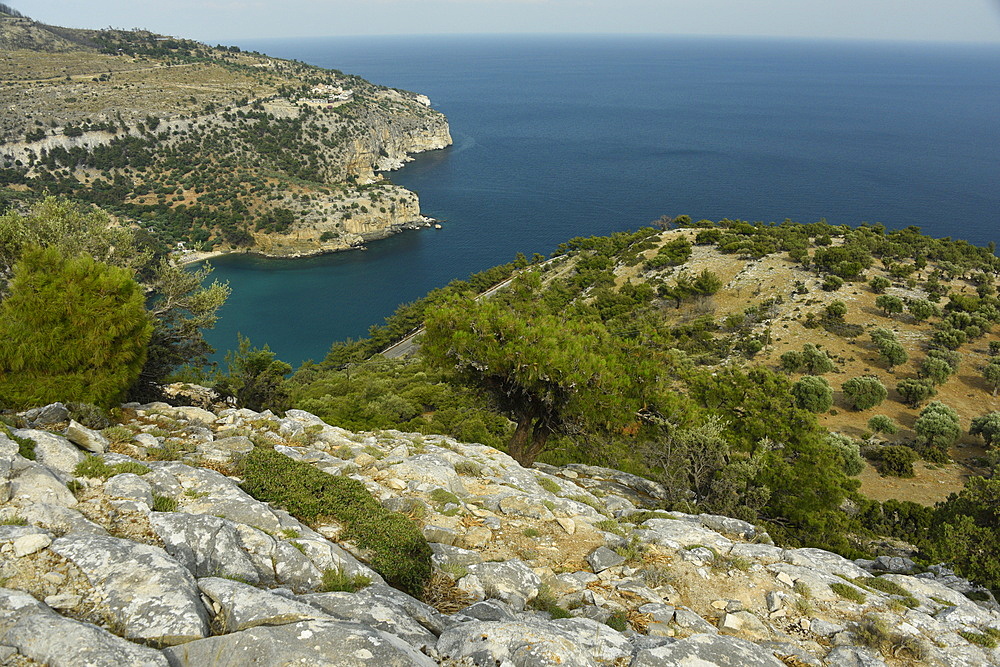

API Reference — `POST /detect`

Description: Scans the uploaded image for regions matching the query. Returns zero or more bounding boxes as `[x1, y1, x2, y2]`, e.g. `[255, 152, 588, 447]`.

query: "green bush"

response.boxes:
[792, 375, 833, 413]
[842, 376, 887, 411]
[830, 581, 867, 603]
[872, 445, 919, 477]
[239, 448, 432, 596]
[867, 415, 898, 435]
[2, 425, 36, 460]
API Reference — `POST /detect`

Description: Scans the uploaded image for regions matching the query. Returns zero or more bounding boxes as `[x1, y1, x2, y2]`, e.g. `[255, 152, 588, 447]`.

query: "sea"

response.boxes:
[201, 35, 1000, 367]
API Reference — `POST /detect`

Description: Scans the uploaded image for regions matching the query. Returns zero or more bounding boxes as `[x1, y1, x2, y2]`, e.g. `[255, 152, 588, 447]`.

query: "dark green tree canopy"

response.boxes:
[0, 246, 151, 408]
[422, 293, 652, 466]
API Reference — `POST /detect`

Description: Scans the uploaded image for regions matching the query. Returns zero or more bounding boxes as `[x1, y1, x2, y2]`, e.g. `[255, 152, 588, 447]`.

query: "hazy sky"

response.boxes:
[14, 0, 1000, 44]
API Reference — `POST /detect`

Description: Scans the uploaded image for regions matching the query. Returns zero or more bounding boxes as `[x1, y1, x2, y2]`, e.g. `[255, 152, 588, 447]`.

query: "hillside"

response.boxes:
[0, 400, 997, 666]
[0, 12, 451, 257]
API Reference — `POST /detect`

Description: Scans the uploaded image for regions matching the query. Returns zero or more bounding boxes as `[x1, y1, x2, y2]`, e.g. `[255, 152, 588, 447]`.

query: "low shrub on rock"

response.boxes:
[238, 447, 432, 596]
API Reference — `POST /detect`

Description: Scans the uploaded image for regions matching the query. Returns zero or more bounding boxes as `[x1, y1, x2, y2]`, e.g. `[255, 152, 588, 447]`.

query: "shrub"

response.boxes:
[73, 455, 150, 479]
[914, 401, 960, 460]
[875, 294, 905, 317]
[869, 276, 891, 294]
[792, 375, 833, 413]
[867, 415, 898, 435]
[896, 378, 936, 408]
[528, 584, 573, 619]
[2, 425, 36, 460]
[842, 376, 887, 411]
[151, 494, 178, 512]
[919, 357, 953, 386]
[872, 445, 918, 477]
[536, 476, 561, 494]
[238, 448, 432, 596]
[824, 433, 864, 476]
[821, 275, 844, 292]
[830, 581, 867, 603]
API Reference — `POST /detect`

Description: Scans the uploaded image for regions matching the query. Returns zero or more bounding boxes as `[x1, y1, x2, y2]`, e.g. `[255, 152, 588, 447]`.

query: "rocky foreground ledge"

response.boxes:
[1, 401, 999, 666]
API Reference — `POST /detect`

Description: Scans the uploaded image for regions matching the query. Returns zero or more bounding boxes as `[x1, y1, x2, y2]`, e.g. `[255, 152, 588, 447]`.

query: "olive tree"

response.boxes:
[842, 376, 887, 411]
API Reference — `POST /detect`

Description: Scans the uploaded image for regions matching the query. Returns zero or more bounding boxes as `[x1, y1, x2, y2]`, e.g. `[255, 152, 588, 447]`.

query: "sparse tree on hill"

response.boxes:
[983, 360, 1000, 396]
[914, 401, 960, 462]
[970, 412, 1000, 447]
[867, 415, 898, 436]
[896, 378, 937, 408]
[792, 375, 833, 413]
[842, 375, 887, 411]
[875, 294, 905, 317]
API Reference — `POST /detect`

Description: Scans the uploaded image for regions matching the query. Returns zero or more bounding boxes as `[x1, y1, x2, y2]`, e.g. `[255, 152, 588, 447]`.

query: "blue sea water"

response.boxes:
[203, 35, 1000, 367]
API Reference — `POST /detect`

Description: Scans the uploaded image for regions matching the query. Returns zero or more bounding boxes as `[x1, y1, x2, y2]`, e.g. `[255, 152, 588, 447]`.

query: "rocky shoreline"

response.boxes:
[1, 400, 998, 666]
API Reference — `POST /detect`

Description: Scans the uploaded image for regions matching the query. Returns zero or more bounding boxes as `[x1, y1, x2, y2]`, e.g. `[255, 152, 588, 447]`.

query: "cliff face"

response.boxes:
[0, 25, 452, 255]
[1, 399, 998, 666]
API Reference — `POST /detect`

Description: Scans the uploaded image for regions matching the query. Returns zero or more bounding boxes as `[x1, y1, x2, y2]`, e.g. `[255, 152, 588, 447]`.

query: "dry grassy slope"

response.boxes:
[607, 229, 997, 506]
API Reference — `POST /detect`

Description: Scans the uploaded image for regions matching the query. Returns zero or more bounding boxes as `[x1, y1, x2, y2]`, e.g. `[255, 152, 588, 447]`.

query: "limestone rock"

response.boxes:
[17, 502, 106, 536]
[24, 402, 69, 425]
[63, 420, 109, 454]
[637, 518, 734, 550]
[3, 612, 169, 666]
[587, 546, 625, 573]
[299, 588, 439, 650]
[784, 547, 871, 580]
[12, 532, 51, 557]
[197, 577, 324, 633]
[150, 513, 260, 584]
[104, 473, 154, 506]
[14, 430, 83, 479]
[464, 560, 541, 608]
[9, 462, 77, 507]
[632, 633, 786, 667]
[161, 618, 436, 667]
[823, 645, 889, 666]
[437, 618, 617, 666]
[50, 534, 209, 645]
[430, 543, 484, 569]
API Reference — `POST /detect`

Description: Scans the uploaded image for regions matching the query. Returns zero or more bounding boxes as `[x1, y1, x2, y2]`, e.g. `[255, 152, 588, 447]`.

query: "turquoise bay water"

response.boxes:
[204, 35, 1000, 367]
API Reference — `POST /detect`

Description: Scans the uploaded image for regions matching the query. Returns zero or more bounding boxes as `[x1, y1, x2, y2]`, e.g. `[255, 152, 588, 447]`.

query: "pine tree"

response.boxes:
[0, 247, 151, 408]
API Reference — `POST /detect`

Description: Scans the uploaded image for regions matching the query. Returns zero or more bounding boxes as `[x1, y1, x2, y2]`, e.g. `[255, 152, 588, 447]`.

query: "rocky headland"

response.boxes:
[1, 399, 998, 666]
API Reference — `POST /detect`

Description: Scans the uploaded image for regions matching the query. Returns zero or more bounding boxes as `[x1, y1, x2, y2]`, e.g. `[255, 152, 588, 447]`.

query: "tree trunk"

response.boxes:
[508, 416, 552, 467]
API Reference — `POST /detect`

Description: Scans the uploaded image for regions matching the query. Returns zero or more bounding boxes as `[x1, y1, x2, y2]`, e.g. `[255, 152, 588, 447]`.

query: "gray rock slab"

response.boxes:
[14, 430, 83, 479]
[550, 617, 634, 663]
[637, 518, 734, 550]
[104, 472, 154, 506]
[273, 540, 324, 591]
[299, 589, 439, 649]
[673, 606, 719, 634]
[150, 513, 260, 584]
[161, 618, 436, 667]
[0, 587, 50, 633]
[198, 577, 325, 633]
[9, 462, 77, 507]
[457, 599, 518, 622]
[156, 463, 284, 533]
[465, 560, 541, 607]
[51, 534, 209, 645]
[24, 403, 69, 425]
[437, 619, 606, 666]
[783, 548, 871, 580]
[167, 406, 217, 426]
[17, 502, 106, 536]
[430, 543, 484, 569]
[823, 645, 889, 667]
[632, 633, 786, 667]
[63, 421, 108, 454]
[587, 545, 625, 573]
[389, 454, 467, 495]
[698, 513, 759, 540]
[4, 612, 168, 667]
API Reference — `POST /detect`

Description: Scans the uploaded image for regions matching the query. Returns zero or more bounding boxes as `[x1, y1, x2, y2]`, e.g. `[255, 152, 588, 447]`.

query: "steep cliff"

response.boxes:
[0, 15, 452, 256]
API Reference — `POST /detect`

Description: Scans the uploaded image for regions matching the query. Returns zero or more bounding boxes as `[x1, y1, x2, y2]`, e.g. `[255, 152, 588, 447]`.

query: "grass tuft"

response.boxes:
[73, 455, 150, 479]
[320, 566, 371, 593]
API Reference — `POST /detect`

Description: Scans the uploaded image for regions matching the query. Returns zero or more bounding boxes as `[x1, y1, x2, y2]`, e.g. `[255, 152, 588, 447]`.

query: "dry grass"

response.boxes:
[421, 571, 477, 614]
